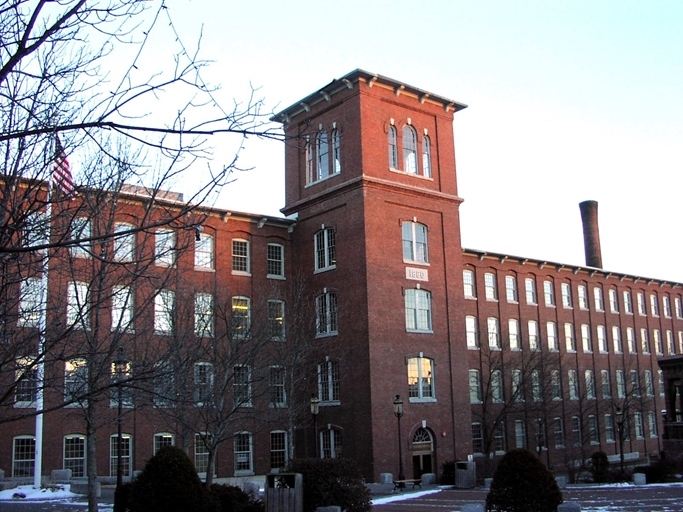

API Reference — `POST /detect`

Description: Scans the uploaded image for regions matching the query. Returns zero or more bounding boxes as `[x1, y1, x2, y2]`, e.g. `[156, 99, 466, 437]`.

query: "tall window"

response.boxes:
[463, 270, 476, 298]
[111, 285, 133, 332]
[316, 129, 329, 180]
[637, 292, 646, 315]
[487, 317, 500, 348]
[509, 319, 520, 350]
[194, 434, 211, 474]
[565, 323, 576, 352]
[547, 322, 558, 351]
[553, 418, 565, 448]
[634, 412, 645, 439]
[594, 287, 604, 311]
[388, 125, 398, 168]
[650, 294, 659, 316]
[469, 369, 481, 403]
[402, 125, 418, 174]
[64, 435, 86, 477]
[422, 135, 432, 177]
[528, 320, 539, 351]
[269, 366, 287, 407]
[654, 329, 663, 354]
[515, 420, 526, 449]
[627, 327, 637, 354]
[267, 243, 285, 278]
[667, 330, 675, 355]
[316, 290, 338, 336]
[194, 293, 214, 338]
[321, 427, 342, 459]
[113, 223, 135, 262]
[624, 291, 633, 314]
[525, 278, 537, 305]
[13, 436, 35, 477]
[70, 217, 91, 258]
[568, 370, 579, 400]
[194, 362, 214, 406]
[512, 369, 523, 402]
[405, 289, 432, 332]
[232, 239, 250, 274]
[315, 227, 336, 271]
[543, 281, 555, 307]
[234, 365, 252, 407]
[109, 434, 131, 477]
[630, 370, 641, 397]
[154, 433, 174, 454]
[407, 356, 435, 400]
[648, 411, 659, 438]
[471, 423, 483, 453]
[15, 357, 37, 407]
[154, 230, 175, 266]
[608, 289, 619, 313]
[195, 233, 214, 270]
[64, 358, 87, 405]
[332, 129, 342, 175]
[23, 212, 48, 250]
[484, 273, 497, 300]
[505, 276, 518, 303]
[597, 325, 608, 353]
[645, 370, 654, 396]
[605, 414, 615, 442]
[153, 361, 175, 408]
[268, 299, 285, 340]
[318, 359, 340, 403]
[110, 360, 133, 408]
[466, 315, 478, 349]
[67, 281, 89, 330]
[616, 370, 626, 398]
[581, 324, 592, 353]
[494, 423, 506, 453]
[571, 416, 582, 446]
[561, 283, 572, 308]
[589, 415, 599, 444]
[270, 431, 288, 470]
[578, 285, 589, 310]
[585, 370, 596, 399]
[491, 370, 503, 403]
[612, 326, 623, 354]
[641, 328, 651, 354]
[402, 221, 428, 263]
[18, 277, 43, 327]
[231, 296, 251, 339]
[531, 370, 541, 402]
[154, 289, 174, 335]
[676, 297, 683, 318]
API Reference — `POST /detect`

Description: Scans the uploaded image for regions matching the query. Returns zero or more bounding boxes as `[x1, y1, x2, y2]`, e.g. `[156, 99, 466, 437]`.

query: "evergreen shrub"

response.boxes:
[209, 483, 264, 512]
[590, 451, 609, 483]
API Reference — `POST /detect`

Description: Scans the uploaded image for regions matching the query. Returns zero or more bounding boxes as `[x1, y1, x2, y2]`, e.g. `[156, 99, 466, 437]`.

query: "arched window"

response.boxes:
[331, 129, 341, 175]
[320, 427, 342, 458]
[422, 135, 432, 177]
[401, 221, 428, 263]
[403, 125, 417, 173]
[407, 356, 434, 400]
[316, 130, 329, 180]
[388, 125, 398, 168]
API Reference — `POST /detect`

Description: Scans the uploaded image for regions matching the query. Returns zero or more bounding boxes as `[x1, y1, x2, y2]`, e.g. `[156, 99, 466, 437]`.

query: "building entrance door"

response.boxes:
[411, 427, 434, 478]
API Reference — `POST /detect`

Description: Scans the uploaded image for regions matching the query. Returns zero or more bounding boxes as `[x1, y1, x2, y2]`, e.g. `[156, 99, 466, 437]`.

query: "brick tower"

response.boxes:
[273, 70, 471, 481]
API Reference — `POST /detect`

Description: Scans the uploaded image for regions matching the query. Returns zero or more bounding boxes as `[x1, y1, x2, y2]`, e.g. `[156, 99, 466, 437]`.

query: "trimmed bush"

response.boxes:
[486, 449, 562, 512]
[286, 458, 371, 512]
[128, 445, 212, 512]
[209, 484, 264, 512]
[590, 451, 609, 483]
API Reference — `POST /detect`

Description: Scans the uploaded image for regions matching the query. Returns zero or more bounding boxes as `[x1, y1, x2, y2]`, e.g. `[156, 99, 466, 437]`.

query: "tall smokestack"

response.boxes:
[579, 200, 603, 268]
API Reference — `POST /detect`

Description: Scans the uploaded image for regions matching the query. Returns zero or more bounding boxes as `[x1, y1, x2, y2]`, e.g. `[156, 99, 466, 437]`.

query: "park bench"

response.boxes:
[393, 478, 422, 491]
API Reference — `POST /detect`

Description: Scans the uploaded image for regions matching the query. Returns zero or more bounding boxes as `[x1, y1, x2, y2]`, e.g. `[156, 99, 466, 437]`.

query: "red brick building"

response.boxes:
[1, 70, 677, 484]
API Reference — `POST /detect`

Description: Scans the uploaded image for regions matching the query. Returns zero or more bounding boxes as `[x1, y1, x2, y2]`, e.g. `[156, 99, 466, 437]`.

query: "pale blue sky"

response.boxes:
[165, 1, 683, 282]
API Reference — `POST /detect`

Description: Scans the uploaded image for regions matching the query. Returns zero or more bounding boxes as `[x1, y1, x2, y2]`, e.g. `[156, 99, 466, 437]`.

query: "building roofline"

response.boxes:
[463, 247, 683, 289]
[271, 69, 468, 124]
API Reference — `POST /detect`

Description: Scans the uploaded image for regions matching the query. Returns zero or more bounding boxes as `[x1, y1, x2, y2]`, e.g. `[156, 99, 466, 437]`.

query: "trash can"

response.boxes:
[265, 473, 303, 512]
[455, 461, 476, 488]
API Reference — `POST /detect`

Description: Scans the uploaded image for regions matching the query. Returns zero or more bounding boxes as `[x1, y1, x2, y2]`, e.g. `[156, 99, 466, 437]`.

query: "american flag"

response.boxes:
[52, 135, 75, 199]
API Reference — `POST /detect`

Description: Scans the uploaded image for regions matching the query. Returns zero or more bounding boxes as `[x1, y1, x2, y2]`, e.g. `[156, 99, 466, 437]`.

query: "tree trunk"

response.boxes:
[204, 448, 216, 487]
[86, 406, 99, 512]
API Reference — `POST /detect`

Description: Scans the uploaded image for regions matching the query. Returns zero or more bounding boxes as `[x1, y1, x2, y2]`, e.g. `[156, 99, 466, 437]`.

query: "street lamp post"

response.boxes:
[113, 348, 129, 491]
[310, 394, 320, 458]
[393, 395, 405, 486]
[616, 407, 625, 475]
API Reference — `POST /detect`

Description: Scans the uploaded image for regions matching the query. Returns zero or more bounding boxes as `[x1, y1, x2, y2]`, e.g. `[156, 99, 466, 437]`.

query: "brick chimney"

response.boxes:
[579, 200, 603, 269]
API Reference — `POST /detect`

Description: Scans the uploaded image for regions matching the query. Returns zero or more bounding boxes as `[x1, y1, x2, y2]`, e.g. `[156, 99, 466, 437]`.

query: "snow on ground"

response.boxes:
[0, 484, 79, 501]
[371, 488, 442, 505]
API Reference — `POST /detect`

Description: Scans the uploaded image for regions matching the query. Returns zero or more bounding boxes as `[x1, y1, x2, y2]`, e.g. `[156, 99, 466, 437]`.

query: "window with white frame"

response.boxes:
[528, 320, 539, 351]
[663, 296, 672, 317]
[676, 297, 683, 319]
[505, 275, 518, 303]
[637, 292, 646, 315]
[332, 128, 341, 175]
[627, 327, 637, 354]
[680, 331, 683, 355]
[316, 129, 329, 180]
[67, 281, 89, 330]
[578, 285, 588, 310]
[667, 330, 675, 355]
[525, 277, 537, 305]
[318, 359, 340, 403]
[466, 315, 478, 349]
[13, 436, 35, 477]
[70, 217, 91, 258]
[194, 433, 210, 474]
[154, 433, 174, 454]
[110, 360, 133, 408]
[234, 365, 252, 407]
[654, 329, 663, 355]
[608, 289, 619, 313]
[631, 370, 641, 397]
[471, 423, 483, 454]
[232, 239, 250, 275]
[316, 290, 338, 336]
[15, 356, 37, 407]
[268, 299, 285, 341]
[154, 289, 174, 335]
[405, 289, 432, 332]
[403, 125, 418, 174]
[491, 370, 503, 403]
[109, 434, 131, 477]
[597, 325, 608, 353]
[321, 427, 343, 459]
[487, 317, 500, 348]
[568, 370, 579, 400]
[269, 366, 286, 407]
[231, 296, 251, 339]
[648, 411, 658, 438]
[589, 415, 599, 444]
[571, 416, 582, 446]
[64, 435, 86, 477]
[194, 293, 214, 338]
[388, 125, 398, 169]
[422, 135, 432, 177]
[634, 412, 645, 439]
[623, 290, 633, 314]
[154, 230, 175, 266]
[561, 283, 572, 308]
[547, 322, 558, 351]
[585, 370, 596, 399]
[469, 369, 482, 403]
[64, 358, 87, 405]
[515, 420, 526, 449]
[601, 370, 611, 398]
[581, 324, 592, 353]
[494, 422, 506, 453]
[194, 362, 214, 406]
[111, 285, 133, 332]
[531, 370, 541, 402]
[565, 323, 576, 352]
[641, 328, 651, 354]
[553, 418, 565, 448]
[612, 326, 623, 354]
[463, 270, 476, 298]
[616, 370, 625, 398]
[18, 277, 43, 328]
[645, 370, 654, 396]
[402, 221, 429, 264]
[550, 370, 561, 400]
[195, 233, 214, 270]
[650, 294, 659, 316]
[543, 281, 555, 307]
[605, 414, 615, 442]
[270, 431, 288, 470]
[113, 223, 135, 262]
[484, 273, 497, 301]
[408, 355, 435, 401]
[267, 243, 285, 278]
[315, 227, 336, 271]
[512, 369, 523, 402]
[509, 319, 520, 350]
[659, 370, 665, 396]
[593, 287, 604, 311]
